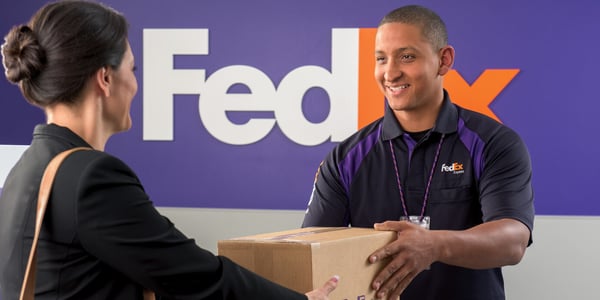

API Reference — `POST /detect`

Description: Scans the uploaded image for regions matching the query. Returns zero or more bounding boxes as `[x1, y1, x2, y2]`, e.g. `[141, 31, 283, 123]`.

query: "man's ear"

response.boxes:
[95, 67, 111, 97]
[438, 45, 455, 76]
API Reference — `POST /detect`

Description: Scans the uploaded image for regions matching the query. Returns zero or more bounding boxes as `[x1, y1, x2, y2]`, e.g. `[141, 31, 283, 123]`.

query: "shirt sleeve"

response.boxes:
[63, 151, 307, 299]
[478, 127, 535, 243]
[302, 150, 351, 227]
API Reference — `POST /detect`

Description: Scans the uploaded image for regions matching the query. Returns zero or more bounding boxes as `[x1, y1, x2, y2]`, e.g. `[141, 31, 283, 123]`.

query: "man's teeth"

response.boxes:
[389, 85, 408, 91]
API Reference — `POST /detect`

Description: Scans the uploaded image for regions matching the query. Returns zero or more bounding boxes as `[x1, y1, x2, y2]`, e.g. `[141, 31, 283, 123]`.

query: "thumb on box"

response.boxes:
[306, 275, 340, 300]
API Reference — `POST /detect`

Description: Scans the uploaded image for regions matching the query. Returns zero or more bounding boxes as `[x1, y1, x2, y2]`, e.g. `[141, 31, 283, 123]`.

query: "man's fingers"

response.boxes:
[370, 250, 421, 298]
[377, 271, 415, 300]
[371, 255, 405, 290]
[369, 239, 400, 264]
[370, 221, 420, 263]
[374, 220, 413, 232]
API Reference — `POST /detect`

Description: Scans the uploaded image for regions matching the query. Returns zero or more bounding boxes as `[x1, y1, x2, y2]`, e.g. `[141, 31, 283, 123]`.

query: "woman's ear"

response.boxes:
[438, 45, 455, 76]
[95, 67, 111, 97]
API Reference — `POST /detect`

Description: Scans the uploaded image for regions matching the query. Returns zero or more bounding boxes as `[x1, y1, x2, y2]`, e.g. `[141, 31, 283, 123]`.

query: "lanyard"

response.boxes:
[388, 133, 445, 222]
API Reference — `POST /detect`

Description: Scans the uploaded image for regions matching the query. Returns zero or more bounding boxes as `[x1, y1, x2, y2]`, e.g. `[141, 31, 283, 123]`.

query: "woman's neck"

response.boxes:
[45, 99, 109, 151]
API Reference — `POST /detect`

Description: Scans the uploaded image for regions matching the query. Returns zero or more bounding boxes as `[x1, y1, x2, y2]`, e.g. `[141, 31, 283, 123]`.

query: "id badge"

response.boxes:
[400, 215, 430, 229]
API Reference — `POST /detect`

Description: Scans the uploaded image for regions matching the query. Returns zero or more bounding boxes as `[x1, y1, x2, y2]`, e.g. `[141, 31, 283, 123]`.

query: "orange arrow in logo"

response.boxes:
[444, 69, 520, 123]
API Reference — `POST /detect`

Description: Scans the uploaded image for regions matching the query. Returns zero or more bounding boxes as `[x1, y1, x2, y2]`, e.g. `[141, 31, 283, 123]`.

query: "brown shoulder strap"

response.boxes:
[19, 147, 156, 300]
[19, 147, 155, 300]
[19, 147, 90, 300]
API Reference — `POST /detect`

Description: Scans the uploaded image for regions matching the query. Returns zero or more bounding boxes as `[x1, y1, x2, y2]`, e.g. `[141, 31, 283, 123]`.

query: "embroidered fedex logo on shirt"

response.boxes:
[441, 162, 464, 174]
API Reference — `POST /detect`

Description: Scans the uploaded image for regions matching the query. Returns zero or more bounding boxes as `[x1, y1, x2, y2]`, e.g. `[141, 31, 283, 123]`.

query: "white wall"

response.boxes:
[158, 208, 600, 300]
[0, 145, 28, 182]
[503, 215, 600, 299]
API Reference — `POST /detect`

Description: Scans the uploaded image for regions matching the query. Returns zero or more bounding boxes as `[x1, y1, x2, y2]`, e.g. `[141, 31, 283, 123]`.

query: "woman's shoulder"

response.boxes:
[58, 149, 138, 183]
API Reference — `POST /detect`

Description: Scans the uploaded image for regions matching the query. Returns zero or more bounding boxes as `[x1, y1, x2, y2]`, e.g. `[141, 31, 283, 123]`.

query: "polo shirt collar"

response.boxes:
[381, 89, 458, 141]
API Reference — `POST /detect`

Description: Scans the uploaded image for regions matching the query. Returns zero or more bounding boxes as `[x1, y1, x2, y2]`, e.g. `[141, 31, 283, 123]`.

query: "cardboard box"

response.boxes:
[218, 227, 396, 300]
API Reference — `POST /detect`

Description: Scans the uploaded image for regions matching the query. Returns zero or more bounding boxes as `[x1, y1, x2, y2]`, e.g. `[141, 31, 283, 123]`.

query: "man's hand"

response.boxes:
[368, 221, 438, 300]
[367, 218, 530, 299]
[305, 275, 340, 300]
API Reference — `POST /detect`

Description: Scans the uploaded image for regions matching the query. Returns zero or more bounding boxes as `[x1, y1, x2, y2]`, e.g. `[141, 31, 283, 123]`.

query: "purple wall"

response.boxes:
[1, 0, 598, 215]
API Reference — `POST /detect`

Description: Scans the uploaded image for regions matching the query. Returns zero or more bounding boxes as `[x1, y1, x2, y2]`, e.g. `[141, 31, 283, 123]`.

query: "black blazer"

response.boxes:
[0, 124, 305, 300]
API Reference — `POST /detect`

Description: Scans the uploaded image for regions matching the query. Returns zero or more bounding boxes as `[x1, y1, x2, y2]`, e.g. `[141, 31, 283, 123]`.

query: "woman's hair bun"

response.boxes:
[1, 25, 46, 84]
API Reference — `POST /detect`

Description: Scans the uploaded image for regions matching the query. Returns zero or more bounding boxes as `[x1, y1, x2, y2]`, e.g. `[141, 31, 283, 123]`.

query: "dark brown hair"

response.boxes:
[1, 0, 129, 107]
[379, 5, 448, 52]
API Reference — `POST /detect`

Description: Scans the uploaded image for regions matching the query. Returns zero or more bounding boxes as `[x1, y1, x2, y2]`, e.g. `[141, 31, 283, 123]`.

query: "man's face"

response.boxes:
[374, 22, 443, 115]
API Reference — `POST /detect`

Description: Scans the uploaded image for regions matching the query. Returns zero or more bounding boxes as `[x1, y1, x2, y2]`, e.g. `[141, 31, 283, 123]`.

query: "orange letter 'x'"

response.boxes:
[444, 69, 520, 123]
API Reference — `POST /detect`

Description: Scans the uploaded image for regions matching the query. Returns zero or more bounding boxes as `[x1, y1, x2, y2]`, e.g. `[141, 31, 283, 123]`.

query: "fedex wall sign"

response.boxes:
[143, 28, 519, 146]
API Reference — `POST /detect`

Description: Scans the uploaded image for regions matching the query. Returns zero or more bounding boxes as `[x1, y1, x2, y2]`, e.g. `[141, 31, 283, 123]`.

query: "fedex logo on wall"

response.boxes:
[143, 28, 518, 146]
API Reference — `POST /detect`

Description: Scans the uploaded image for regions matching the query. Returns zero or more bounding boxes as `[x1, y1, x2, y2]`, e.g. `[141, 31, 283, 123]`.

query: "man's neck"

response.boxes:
[393, 104, 441, 132]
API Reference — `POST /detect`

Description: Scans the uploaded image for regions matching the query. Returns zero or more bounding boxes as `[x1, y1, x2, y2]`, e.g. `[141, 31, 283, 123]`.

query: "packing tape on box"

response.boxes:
[265, 227, 350, 241]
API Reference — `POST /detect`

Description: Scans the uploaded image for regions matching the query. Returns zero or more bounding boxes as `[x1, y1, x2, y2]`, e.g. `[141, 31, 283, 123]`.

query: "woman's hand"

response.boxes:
[305, 275, 340, 300]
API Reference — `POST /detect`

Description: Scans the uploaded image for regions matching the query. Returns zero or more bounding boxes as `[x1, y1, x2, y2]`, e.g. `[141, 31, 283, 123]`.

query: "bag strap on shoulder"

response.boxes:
[20, 147, 90, 300]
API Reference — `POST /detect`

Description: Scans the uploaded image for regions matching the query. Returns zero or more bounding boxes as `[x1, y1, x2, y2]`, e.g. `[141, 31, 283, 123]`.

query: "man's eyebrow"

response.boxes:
[375, 47, 417, 54]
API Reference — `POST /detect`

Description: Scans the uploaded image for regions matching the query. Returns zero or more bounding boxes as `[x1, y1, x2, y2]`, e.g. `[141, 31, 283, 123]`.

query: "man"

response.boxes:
[302, 5, 534, 300]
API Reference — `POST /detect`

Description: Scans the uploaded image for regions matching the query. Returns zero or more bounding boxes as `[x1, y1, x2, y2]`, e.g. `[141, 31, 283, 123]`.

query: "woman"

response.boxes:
[0, 1, 338, 299]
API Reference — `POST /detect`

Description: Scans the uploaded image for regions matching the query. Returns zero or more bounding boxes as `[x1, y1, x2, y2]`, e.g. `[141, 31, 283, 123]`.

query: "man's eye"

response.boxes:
[401, 55, 415, 62]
